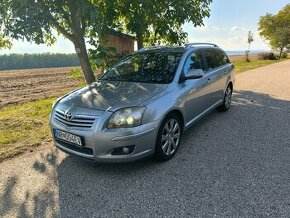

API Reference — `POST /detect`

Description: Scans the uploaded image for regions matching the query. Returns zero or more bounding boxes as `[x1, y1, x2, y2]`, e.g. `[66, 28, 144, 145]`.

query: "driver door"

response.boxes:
[183, 50, 215, 125]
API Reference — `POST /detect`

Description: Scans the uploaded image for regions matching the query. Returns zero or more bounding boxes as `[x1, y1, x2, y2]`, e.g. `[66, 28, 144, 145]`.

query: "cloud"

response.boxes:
[230, 26, 247, 31]
[230, 26, 239, 31]
[193, 23, 221, 32]
[185, 22, 270, 50]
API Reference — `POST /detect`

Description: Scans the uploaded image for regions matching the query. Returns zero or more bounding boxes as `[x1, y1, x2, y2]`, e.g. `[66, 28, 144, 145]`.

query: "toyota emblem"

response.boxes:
[64, 111, 73, 121]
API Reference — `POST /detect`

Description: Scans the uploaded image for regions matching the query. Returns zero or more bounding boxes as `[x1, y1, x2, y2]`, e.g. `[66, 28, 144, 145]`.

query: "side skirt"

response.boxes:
[184, 100, 223, 130]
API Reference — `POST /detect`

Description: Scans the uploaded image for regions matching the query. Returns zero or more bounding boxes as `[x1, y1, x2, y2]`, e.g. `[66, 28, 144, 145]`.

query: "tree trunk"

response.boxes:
[67, 1, 95, 84]
[279, 46, 284, 59]
[73, 37, 95, 84]
[136, 32, 144, 50]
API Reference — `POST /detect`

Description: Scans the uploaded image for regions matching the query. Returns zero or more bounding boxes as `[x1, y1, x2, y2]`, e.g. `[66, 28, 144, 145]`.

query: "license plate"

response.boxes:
[54, 129, 82, 147]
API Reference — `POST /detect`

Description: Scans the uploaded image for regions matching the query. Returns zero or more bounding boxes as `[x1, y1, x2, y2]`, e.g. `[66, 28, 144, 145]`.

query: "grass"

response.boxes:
[0, 98, 55, 162]
[233, 58, 288, 74]
[68, 68, 86, 86]
[68, 67, 102, 86]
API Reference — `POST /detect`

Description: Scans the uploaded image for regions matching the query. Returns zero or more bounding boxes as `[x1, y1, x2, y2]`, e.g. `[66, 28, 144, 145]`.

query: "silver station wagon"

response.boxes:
[49, 43, 235, 162]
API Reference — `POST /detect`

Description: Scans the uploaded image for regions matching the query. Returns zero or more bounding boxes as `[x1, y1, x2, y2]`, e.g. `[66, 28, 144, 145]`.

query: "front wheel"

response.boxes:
[217, 85, 233, 112]
[155, 114, 182, 161]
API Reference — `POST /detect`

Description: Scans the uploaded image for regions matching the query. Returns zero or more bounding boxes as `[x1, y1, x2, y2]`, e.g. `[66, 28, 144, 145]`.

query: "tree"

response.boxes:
[0, 0, 213, 83]
[115, 0, 212, 49]
[0, 0, 117, 84]
[246, 31, 254, 62]
[259, 4, 290, 59]
[0, 34, 11, 49]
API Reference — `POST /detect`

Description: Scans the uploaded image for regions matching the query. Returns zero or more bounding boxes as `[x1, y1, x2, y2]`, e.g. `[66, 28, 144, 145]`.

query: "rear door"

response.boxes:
[203, 48, 231, 103]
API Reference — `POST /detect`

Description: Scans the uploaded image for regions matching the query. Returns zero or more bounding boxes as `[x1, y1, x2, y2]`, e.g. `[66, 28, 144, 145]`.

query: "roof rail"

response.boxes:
[185, 43, 219, 49]
[138, 45, 170, 52]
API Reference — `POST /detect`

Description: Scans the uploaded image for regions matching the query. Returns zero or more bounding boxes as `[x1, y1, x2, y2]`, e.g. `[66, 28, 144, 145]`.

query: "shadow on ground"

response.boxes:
[1, 90, 290, 217]
[0, 151, 60, 218]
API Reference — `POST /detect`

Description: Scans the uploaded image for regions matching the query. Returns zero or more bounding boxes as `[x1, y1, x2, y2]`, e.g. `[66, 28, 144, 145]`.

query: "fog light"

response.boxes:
[111, 145, 135, 155]
[122, 147, 130, 154]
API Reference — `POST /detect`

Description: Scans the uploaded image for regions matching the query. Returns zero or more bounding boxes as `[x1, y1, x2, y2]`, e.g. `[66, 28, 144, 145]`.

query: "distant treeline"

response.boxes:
[0, 53, 80, 70]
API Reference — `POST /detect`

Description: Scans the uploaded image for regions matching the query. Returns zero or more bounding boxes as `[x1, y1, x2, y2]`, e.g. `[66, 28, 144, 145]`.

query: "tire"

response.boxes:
[217, 84, 233, 112]
[155, 113, 183, 161]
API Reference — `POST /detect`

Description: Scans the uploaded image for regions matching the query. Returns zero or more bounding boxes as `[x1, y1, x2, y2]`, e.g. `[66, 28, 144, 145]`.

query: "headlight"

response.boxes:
[52, 97, 62, 109]
[108, 107, 146, 128]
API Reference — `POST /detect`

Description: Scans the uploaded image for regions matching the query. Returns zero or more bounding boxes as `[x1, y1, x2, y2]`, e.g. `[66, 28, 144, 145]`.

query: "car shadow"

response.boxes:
[1, 90, 290, 217]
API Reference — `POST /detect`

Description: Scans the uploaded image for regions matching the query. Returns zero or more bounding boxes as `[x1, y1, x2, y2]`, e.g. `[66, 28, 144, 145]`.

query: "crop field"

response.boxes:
[0, 67, 82, 161]
[0, 67, 80, 108]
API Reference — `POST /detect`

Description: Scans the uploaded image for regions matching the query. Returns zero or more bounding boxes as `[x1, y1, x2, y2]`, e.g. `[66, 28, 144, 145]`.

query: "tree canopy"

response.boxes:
[0, 0, 116, 83]
[259, 4, 290, 58]
[0, 0, 212, 84]
[115, 0, 212, 49]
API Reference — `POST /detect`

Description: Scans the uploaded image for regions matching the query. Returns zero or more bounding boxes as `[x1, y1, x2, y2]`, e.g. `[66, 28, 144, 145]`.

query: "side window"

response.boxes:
[221, 51, 230, 65]
[183, 51, 204, 74]
[205, 49, 229, 70]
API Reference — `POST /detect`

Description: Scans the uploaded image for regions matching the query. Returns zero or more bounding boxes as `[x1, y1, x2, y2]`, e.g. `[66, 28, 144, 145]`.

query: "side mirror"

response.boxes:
[185, 69, 204, 79]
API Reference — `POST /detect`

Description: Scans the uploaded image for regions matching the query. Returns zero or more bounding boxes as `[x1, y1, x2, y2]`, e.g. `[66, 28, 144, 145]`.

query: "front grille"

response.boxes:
[54, 109, 97, 128]
[56, 140, 94, 156]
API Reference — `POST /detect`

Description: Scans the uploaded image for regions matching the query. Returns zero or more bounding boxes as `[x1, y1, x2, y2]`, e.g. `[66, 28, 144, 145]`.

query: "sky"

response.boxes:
[0, 0, 289, 54]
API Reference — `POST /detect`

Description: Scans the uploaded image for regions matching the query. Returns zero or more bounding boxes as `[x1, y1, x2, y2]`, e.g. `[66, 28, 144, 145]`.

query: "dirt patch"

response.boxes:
[0, 67, 81, 108]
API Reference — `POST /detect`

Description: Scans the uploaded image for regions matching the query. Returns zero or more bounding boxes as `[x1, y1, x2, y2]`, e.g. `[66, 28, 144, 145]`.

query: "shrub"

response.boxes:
[257, 52, 277, 60]
[281, 52, 288, 58]
[68, 68, 86, 86]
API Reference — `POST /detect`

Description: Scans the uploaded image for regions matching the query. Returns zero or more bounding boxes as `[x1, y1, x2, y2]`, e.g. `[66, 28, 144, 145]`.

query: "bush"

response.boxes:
[281, 52, 288, 58]
[68, 68, 86, 86]
[257, 52, 277, 60]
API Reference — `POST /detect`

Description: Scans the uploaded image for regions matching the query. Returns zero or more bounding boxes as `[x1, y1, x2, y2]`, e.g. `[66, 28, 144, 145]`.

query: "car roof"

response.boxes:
[138, 43, 221, 54]
[138, 46, 185, 53]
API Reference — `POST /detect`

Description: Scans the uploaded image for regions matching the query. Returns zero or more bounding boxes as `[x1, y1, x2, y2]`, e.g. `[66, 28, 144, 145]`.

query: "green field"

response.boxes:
[233, 58, 288, 73]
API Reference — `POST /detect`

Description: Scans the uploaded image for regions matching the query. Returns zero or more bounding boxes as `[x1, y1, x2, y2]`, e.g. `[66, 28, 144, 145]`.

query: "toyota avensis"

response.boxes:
[49, 43, 235, 162]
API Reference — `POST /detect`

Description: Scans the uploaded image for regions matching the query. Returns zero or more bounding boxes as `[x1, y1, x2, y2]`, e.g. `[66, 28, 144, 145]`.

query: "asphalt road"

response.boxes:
[1, 60, 290, 217]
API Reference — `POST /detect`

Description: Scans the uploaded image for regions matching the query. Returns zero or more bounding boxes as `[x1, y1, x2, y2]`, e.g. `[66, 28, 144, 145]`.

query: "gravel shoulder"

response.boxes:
[1, 60, 290, 217]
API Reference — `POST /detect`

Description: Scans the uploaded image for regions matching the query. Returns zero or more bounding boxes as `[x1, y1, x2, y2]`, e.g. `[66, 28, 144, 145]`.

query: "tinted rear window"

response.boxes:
[205, 49, 229, 69]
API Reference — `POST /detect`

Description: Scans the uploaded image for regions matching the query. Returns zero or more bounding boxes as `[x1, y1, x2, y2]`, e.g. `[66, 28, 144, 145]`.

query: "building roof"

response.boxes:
[108, 29, 135, 40]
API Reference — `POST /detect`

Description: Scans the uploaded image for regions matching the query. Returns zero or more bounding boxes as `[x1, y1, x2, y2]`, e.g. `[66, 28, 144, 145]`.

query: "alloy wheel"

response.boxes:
[161, 119, 181, 155]
[224, 86, 232, 109]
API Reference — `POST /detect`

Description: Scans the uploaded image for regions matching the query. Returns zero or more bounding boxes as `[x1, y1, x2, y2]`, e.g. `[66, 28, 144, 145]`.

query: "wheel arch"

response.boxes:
[227, 81, 233, 90]
[160, 108, 185, 131]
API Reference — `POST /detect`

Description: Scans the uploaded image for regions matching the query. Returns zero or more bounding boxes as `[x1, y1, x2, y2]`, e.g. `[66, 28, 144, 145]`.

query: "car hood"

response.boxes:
[59, 80, 168, 111]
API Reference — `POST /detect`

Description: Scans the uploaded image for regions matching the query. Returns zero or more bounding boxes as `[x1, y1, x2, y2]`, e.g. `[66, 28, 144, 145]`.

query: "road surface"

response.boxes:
[1, 60, 290, 217]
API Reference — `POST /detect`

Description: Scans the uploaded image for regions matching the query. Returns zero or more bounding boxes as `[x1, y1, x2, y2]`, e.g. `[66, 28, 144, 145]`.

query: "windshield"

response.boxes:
[100, 52, 182, 84]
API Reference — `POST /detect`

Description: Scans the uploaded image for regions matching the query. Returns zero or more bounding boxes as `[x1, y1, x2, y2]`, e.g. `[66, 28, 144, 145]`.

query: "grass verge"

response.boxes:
[233, 58, 288, 74]
[0, 98, 55, 162]
[68, 68, 86, 86]
[68, 67, 102, 86]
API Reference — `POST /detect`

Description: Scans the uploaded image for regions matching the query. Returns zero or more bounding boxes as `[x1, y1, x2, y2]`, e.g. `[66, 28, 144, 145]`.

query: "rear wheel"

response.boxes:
[155, 114, 182, 161]
[217, 84, 233, 112]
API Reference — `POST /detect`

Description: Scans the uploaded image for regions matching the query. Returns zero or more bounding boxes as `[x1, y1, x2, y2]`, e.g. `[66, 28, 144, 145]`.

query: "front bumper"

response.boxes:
[49, 110, 159, 163]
